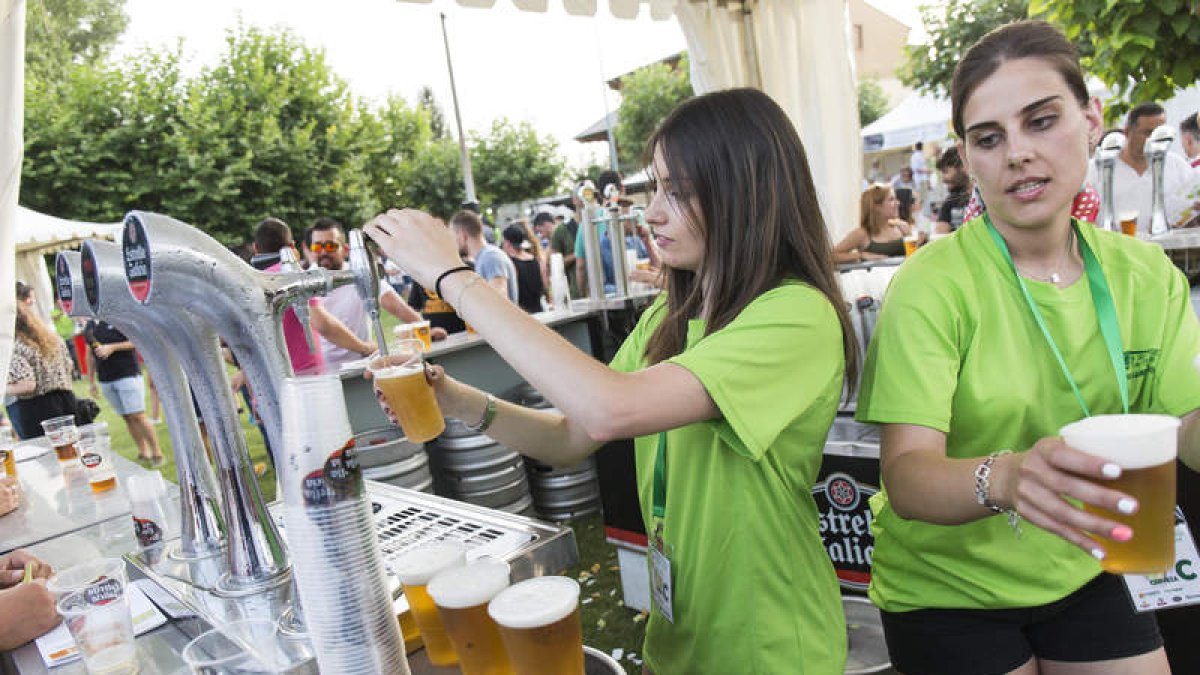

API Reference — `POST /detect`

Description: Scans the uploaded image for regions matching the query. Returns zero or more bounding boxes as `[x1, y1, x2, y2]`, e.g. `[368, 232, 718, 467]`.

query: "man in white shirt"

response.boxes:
[1087, 103, 1200, 234]
[308, 217, 446, 367]
[1181, 112, 1200, 169]
[909, 142, 928, 190]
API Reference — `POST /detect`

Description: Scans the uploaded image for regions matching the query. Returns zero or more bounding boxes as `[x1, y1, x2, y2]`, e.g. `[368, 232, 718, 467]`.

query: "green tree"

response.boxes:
[25, 0, 129, 81]
[614, 54, 693, 170]
[900, 0, 1029, 96]
[858, 77, 890, 126]
[471, 119, 563, 207]
[1032, 0, 1200, 123]
[403, 139, 463, 220]
[417, 85, 448, 140]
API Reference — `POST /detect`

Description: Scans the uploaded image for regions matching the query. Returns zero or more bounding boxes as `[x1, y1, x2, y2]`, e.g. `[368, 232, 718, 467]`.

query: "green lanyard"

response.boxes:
[983, 215, 1129, 417]
[652, 432, 667, 521]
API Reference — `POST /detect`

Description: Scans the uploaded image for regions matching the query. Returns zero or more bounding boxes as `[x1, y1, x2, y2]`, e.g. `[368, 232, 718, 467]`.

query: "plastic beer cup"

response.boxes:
[393, 542, 466, 667]
[488, 576, 584, 675]
[1118, 211, 1139, 237]
[1060, 414, 1181, 574]
[80, 435, 118, 494]
[52, 558, 137, 674]
[394, 321, 433, 352]
[903, 234, 919, 257]
[368, 340, 446, 442]
[42, 414, 80, 465]
[0, 427, 16, 478]
[427, 560, 514, 675]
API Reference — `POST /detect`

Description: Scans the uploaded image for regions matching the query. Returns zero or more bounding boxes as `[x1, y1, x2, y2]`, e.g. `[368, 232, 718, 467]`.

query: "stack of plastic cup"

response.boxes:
[278, 375, 409, 675]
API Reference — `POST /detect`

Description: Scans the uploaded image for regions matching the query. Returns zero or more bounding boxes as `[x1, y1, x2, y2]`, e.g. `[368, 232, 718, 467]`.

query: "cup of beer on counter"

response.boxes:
[367, 339, 446, 443]
[50, 558, 137, 674]
[1061, 414, 1181, 574]
[79, 434, 118, 494]
[488, 576, 585, 675]
[41, 414, 80, 466]
[1119, 211, 1139, 237]
[428, 559, 515, 675]
[394, 320, 433, 352]
[127, 473, 171, 556]
[0, 427, 17, 479]
[393, 542, 467, 667]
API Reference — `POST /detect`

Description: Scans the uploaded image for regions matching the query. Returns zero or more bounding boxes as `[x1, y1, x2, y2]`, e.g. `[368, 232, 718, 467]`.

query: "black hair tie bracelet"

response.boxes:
[434, 265, 474, 300]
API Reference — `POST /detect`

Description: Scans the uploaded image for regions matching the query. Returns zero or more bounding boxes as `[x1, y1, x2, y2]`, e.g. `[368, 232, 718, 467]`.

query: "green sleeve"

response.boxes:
[1151, 263, 1200, 417]
[609, 296, 666, 373]
[667, 285, 843, 460]
[856, 266, 964, 432]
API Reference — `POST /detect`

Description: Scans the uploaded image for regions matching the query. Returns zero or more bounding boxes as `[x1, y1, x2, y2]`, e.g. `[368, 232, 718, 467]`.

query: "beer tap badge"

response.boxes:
[55, 254, 74, 315]
[133, 516, 164, 547]
[81, 245, 100, 311]
[301, 438, 362, 506]
[122, 215, 152, 303]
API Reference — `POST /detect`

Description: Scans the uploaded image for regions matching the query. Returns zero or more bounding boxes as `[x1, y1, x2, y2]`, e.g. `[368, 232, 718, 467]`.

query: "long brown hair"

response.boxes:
[642, 88, 859, 388]
[859, 184, 896, 237]
[951, 20, 1088, 138]
[14, 302, 61, 358]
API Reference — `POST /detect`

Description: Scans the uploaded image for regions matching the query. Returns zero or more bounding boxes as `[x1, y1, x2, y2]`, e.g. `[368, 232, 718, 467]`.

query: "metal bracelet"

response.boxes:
[973, 449, 1012, 512]
[466, 393, 497, 433]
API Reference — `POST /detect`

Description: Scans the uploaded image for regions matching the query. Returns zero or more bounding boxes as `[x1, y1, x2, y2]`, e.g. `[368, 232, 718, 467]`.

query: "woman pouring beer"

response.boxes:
[857, 20, 1200, 675]
[366, 89, 857, 674]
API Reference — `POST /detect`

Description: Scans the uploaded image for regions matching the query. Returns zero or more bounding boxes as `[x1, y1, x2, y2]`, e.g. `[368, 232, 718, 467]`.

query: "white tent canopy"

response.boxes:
[14, 206, 122, 321]
[861, 92, 952, 154]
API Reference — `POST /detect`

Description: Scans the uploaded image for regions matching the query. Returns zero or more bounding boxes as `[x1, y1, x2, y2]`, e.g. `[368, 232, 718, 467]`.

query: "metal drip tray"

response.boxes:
[270, 480, 578, 582]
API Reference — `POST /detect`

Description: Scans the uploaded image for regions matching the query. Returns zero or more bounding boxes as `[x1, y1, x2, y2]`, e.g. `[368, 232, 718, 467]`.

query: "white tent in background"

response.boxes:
[861, 92, 952, 154]
[14, 206, 122, 321]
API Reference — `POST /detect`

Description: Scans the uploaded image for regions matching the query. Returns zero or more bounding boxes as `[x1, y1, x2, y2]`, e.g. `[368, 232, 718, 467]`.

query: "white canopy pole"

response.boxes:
[0, 0, 24, 385]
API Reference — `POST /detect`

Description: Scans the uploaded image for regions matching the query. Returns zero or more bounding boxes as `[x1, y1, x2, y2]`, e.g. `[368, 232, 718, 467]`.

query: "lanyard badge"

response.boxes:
[650, 431, 675, 623]
[983, 215, 1129, 417]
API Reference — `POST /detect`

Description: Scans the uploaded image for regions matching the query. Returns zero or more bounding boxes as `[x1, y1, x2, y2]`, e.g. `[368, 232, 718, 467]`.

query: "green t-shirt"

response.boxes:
[857, 216, 1200, 613]
[610, 282, 847, 674]
[550, 222, 579, 297]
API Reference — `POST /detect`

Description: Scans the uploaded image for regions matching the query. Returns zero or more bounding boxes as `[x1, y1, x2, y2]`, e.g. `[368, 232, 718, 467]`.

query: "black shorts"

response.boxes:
[880, 573, 1162, 675]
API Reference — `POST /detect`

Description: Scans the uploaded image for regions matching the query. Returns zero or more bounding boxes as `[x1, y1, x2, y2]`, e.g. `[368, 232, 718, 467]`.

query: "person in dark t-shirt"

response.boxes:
[84, 321, 163, 465]
[935, 147, 971, 233]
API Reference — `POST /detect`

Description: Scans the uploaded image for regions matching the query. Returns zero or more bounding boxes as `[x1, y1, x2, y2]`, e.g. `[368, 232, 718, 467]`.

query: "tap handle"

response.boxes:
[348, 230, 388, 356]
[278, 248, 317, 352]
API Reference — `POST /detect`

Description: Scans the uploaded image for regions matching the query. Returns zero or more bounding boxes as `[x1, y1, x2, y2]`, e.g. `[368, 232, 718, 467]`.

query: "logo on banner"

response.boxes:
[812, 472, 877, 590]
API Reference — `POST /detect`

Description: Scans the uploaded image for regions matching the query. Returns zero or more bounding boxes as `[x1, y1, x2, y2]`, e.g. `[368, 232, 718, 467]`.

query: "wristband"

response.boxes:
[434, 265, 474, 300]
[974, 450, 1022, 535]
[466, 394, 497, 433]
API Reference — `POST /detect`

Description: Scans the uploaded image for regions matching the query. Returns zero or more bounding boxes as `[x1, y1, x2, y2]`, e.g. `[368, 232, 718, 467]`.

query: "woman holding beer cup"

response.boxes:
[857, 20, 1200, 675]
[366, 89, 857, 674]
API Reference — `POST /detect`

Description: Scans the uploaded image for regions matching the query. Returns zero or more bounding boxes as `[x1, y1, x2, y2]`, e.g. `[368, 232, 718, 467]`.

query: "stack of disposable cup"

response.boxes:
[279, 375, 410, 675]
[549, 253, 570, 309]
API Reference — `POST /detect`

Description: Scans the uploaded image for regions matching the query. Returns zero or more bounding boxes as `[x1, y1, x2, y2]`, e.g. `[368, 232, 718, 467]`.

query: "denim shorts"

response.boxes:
[100, 376, 146, 416]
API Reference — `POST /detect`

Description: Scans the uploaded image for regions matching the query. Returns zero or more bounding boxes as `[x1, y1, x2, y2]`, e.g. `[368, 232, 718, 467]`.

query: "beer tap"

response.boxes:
[603, 184, 631, 299]
[277, 247, 317, 354]
[347, 229, 388, 356]
[1096, 132, 1125, 233]
[56, 249, 225, 561]
[1146, 124, 1176, 237]
[577, 181, 605, 304]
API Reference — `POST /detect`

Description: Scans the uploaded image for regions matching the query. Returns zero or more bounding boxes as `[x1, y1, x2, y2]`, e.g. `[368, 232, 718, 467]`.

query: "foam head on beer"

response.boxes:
[1060, 414, 1179, 468]
[393, 542, 467, 586]
[427, 560, 511, 609]
[487, 576, 580, 630]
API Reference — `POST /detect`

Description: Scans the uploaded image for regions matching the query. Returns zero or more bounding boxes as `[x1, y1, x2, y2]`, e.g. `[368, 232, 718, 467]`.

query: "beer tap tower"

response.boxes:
[1146, 124, 1177, 237]
[576, 181, 641, 305]
[1095, 132, 1125, 233]
[55, 250, 226, 561]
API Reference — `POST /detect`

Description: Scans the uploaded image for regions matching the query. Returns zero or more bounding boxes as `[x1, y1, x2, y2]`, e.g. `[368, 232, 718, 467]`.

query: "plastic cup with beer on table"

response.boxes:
[427, 559, 515, 675]
[393, 320, 433, 352]
[1118, 211, 1139, 237]
[1060, 414, 1181, 574]
[50, 558, 138, 674]
[488, 576, 585, 675]
[367, 339, 446, 443]
[41, 414, 81, 466]
[392, 542, 467, 667]
[0, 426, 16, 478]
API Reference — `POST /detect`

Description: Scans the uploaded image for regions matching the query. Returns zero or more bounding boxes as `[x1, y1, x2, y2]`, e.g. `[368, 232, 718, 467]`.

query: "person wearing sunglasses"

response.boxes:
[308, 217, 445, 367]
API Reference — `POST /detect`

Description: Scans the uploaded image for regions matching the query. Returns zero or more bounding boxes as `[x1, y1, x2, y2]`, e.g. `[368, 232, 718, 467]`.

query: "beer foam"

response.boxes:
[372, 363, 423, 379]
[487, 576, 579, 629]
[1060, 414, 1179, 468]
[393, 542, 467, 585]
[427, 560, 511, 609]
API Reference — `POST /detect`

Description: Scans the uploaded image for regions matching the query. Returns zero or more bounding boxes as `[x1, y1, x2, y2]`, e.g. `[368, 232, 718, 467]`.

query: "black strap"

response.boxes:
[434, 265, 474, 300]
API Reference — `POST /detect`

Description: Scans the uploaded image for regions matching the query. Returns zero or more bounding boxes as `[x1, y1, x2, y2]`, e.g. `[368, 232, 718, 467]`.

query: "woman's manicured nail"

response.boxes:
[1101, 463, 1122, 479]
[1112, 526, 1133, 542]
[1091, 548, 1106, 560]
[1117, 498, 1138, 515]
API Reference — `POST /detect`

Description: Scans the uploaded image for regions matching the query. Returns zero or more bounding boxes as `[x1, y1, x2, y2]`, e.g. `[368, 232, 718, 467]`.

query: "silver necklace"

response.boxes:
[1017, 228, 1075, 284]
